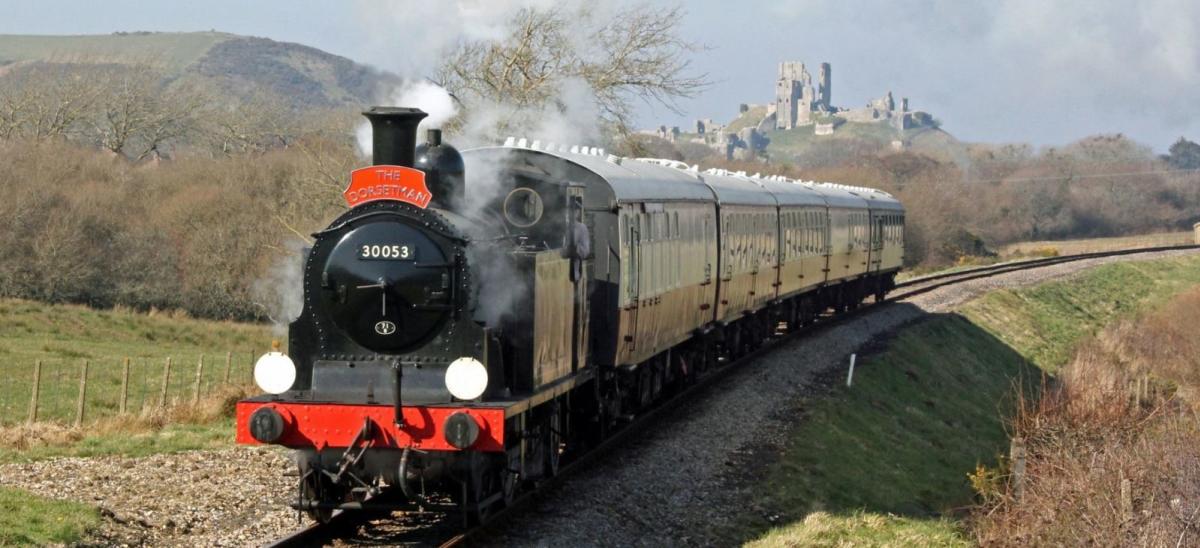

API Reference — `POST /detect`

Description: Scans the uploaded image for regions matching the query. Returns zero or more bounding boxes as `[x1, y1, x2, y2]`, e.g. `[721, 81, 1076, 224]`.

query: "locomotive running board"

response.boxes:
[496, 369, 596, 418]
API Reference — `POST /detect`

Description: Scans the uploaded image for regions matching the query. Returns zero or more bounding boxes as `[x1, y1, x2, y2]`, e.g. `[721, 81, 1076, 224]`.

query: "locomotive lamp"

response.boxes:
[254, 341, 297, 395]
[444, 357, 488, 401]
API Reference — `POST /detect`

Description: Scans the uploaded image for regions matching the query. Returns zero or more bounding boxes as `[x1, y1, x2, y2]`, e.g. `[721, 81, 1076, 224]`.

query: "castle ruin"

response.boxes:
[656, 59, 938, 157]
[763, 61, 936, 135]
[773, 61, 833, 129]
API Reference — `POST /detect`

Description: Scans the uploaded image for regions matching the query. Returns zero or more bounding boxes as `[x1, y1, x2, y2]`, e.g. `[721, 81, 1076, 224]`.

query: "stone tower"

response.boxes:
[774, 61, 831, 130]
[817, 62, 832, 111]
[774, 62, 805, 130]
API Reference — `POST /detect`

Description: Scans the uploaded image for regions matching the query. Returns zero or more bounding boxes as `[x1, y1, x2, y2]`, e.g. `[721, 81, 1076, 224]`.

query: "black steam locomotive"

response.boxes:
[237, 105, 904, 522]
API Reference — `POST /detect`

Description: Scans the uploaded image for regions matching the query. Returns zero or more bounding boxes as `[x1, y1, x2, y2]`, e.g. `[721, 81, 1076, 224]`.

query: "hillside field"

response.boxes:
[0, 31, 393, 108]
[0, 32, 228, 72]
[0, 299, 274, 426]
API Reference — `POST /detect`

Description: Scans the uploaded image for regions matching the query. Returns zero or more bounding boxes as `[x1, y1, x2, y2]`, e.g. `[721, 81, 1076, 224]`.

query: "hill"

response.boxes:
[662, 106, 968, 168]
[0, 31, 398, 109]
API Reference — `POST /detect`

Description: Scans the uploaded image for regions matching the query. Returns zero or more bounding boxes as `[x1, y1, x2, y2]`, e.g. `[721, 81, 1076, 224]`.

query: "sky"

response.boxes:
[2, 0, 1198, 151]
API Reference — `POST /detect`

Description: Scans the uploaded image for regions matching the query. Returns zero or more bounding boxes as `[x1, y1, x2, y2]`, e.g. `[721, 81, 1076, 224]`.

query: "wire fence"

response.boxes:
[0, 350, 262, 427]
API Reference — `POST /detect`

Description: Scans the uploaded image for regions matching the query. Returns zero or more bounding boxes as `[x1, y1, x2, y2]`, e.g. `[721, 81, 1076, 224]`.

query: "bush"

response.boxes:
[0, 139, 350, 319]
[971, 289, 1200, 545]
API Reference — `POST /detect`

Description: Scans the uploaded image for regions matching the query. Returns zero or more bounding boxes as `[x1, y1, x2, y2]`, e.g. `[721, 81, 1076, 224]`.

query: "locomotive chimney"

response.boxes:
[362, 106, 427, 168]
[414, 128, 465, 211]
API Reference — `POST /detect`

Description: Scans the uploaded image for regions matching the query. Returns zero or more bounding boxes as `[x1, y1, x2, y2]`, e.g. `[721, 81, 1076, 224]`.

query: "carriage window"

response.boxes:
[803, 212, 810, 254]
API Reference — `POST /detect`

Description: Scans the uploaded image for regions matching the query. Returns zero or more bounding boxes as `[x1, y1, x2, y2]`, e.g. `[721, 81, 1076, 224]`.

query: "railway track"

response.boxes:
[266, 243, 1200, 548]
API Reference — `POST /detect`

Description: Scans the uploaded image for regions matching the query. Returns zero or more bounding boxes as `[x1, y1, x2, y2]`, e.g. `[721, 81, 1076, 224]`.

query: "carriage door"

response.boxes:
[749, 213, 761, 304]
[626, 213, 641, 353]
[568, 186, 589, 372]
[869, 213, 884, 274]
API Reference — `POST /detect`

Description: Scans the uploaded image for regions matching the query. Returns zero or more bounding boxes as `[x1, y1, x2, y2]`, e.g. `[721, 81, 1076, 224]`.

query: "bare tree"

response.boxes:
[0, 78, 33, 139]
[581, 4, 708, 131]
[436, 3, 707, 138]
[203, 89, 298, 155]
[0, 62, 101, 141]
[90, 64, 210, 160]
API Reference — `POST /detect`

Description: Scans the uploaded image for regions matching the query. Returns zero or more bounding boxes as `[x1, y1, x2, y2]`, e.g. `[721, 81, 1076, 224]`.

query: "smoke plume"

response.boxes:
[356, 80, 459, 157]
[251, 238, 308, 336]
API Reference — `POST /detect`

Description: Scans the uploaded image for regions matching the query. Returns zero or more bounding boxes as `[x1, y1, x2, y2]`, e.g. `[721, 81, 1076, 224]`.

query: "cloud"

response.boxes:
[349, 0, 560, 77]
[665, 0, 1200, 149]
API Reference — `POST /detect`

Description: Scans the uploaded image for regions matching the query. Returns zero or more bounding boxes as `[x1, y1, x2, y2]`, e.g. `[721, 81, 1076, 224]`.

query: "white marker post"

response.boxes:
[846, 353, 857, 388]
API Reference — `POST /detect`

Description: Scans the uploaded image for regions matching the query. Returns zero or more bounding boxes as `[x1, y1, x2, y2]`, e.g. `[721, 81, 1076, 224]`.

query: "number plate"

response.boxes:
[358, 244, 415, 260]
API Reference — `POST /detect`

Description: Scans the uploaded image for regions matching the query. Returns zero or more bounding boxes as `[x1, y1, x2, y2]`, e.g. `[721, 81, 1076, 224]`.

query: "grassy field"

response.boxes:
[0, 32, 232, 73]
[897, 230, 1197, 282]
[739, 254, 1200, 545]
[999, 230, 1194, 258]
[0, 486, 99, 545]
[0, 298, 274, 426]
[0, 298, 274, 544]
[724, 106, 768, 133]
[0, 417, 240, 464]
[960, 256, 1200, 371]
[763, 122, 953, 163]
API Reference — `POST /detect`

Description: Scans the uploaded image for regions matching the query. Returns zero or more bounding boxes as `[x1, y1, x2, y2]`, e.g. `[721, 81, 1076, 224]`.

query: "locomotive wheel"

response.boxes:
[299, 467, 336, 524]
[502, 449, 521, 507]
[637, 367, 654, 410]
[467, 454, 502, 524]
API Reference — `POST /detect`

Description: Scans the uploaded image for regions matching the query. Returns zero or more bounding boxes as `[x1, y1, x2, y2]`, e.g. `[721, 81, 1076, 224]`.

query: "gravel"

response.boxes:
[0, 249, 1193, 547]
[0, 447, 296, 547]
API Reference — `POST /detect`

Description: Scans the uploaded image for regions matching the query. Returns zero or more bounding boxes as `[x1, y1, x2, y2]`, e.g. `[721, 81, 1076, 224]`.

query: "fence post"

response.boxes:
[27, 360, 42, 424]
[119, 357, 131, 414]
[74, 360, 89, 428]
[223, 351, 233, 385]
[139, 359, 149, 413]
[159, 357, 172, 408]
[1120, 471, 1134, 523]
[1009, 437, 1027, 502]
[193, 354, 205, 403]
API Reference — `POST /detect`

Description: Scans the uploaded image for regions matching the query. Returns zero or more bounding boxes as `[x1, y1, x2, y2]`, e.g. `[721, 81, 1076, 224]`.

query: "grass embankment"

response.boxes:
[0, 298, 273, 425]
[898, 230, 1196, 282]
[1000, 230, 1193, 259]
[741, 254, 1200, 546]
[0, 486, 99, 545]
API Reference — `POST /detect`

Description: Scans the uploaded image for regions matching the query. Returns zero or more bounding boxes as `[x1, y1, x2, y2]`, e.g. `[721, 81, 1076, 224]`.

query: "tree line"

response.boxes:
[638, 132, 1200, 266]
[0, 4, 1197, 320]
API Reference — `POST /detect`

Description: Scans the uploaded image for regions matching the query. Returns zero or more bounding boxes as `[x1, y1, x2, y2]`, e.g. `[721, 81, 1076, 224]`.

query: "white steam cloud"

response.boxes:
[252, 238, 308, 335]
[356, 80, 459, 157]
[350, 0, 560, 77]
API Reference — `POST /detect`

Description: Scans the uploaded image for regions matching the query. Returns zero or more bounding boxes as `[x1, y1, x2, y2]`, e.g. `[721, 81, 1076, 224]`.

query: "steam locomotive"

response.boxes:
[236, 106, 904, 522]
